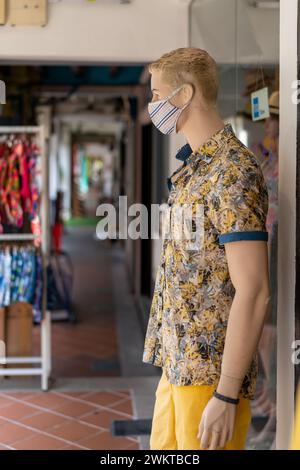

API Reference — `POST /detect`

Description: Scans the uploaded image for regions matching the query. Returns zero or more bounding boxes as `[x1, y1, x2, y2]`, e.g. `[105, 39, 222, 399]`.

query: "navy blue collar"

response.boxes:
[175, 143, 193, 162]
[167, 124, 234, 191]
[166, 143, 192, 191]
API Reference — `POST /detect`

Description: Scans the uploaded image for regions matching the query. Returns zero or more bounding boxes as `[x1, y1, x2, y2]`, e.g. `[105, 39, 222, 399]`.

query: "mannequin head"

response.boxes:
[148, 47, 219, 135]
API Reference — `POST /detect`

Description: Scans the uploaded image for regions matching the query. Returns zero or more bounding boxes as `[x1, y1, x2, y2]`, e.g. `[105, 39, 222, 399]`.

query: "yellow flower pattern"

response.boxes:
[142, 123, 269, 400]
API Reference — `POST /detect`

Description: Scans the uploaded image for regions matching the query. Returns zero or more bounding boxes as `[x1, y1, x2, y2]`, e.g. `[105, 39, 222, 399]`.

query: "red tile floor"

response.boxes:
[0, 389, 140, 450]
[33, 320, 121, 378]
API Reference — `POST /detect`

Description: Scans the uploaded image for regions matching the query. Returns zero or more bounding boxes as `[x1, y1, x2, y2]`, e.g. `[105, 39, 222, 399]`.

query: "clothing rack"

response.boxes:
[0, 234, 38, 241]
[0, 125, 51, 391]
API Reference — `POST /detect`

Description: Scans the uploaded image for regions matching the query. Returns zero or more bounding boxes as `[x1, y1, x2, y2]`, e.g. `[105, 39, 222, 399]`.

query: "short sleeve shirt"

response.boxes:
[142, 123, 269, 400]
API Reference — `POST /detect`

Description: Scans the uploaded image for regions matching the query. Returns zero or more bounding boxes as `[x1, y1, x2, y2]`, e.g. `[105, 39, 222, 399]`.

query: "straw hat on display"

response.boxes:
[269, 91, 279, 116]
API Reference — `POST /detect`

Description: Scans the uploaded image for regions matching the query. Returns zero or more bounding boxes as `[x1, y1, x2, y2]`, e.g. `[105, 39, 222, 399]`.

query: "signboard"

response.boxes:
[251, 86, 270, 121]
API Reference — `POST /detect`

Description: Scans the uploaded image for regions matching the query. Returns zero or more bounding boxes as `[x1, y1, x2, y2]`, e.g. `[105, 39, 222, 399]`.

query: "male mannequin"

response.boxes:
[142, 47, 270, 450]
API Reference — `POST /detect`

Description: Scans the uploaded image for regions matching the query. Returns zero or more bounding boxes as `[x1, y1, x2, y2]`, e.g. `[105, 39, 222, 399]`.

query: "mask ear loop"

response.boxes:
[168, 83, 186, 99]
[180, 83, 194, 110]
[168, 83, 194, 109]
[148, 85, 183, 107]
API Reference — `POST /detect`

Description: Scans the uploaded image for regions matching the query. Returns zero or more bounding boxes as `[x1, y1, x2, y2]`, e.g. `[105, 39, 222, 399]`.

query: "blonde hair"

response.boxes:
[148, 47, 219, 104]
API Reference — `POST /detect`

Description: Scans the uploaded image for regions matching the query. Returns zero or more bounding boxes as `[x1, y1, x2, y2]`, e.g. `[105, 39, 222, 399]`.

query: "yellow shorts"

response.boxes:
[290, 382, 300, 450]
[150, 368, 252, 450]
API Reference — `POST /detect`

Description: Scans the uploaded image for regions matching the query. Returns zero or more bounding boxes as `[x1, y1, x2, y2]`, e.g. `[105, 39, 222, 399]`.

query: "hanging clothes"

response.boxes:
[79, 152, 89, 194]
[0, 137, 40, 233]
[0, 245, 40, 308]
[32, 252, 43, 323]
[0, 247, 11, 306]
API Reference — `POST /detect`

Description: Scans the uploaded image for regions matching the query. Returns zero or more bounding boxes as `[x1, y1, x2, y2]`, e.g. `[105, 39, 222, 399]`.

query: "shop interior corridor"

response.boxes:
[37, 225, 123, 379]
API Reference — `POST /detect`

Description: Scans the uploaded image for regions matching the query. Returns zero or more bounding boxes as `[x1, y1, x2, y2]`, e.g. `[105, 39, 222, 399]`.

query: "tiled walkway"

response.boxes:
[33, 226, 121, 378]
[34, 321, 121, 378]
[0, 390, 140, 450]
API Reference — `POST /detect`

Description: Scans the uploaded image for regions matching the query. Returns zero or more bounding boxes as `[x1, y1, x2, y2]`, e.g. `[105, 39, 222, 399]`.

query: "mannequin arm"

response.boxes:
[216, 239, 270, 397]
[197, 239, 270, 449]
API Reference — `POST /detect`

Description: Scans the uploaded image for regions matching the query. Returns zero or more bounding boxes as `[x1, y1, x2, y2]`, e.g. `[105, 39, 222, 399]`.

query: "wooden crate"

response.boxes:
[5, 301, 33, 368]
[9, 0, 47, 26]
[0, 0, 6, 25]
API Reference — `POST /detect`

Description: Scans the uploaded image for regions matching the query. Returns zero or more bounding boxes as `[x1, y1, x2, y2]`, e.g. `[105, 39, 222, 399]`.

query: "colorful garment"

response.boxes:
[142, 123, 269, 400]
[0, 246, 38, 307]
[0, 139, 40, 231]
[32, 252, 43, 323]
[0, 248, 11, 306]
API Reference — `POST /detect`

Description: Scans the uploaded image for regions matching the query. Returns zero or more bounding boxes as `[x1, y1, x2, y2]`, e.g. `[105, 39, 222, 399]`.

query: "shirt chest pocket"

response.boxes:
[169, 200, 205, 254]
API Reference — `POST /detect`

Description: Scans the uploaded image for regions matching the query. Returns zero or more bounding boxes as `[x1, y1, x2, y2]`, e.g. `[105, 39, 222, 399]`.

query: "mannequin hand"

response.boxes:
[197, 396, 237, 450]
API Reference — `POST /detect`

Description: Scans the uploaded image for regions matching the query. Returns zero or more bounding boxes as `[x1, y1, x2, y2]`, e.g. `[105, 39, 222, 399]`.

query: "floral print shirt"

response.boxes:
[142, 123, 269, 400]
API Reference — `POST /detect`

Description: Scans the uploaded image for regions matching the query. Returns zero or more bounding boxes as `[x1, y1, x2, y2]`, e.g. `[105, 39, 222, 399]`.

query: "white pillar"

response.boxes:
[277, 0, 298, 450]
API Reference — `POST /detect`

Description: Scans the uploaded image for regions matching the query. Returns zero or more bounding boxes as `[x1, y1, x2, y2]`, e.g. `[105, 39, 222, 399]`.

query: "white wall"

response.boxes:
[0, 0, 190, 63]
[0, 0, 279, 65]
[191, 0, 279, 64]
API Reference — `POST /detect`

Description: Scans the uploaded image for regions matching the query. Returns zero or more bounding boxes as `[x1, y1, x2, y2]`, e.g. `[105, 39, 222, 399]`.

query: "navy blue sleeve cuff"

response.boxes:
[218, 230, 269, 245]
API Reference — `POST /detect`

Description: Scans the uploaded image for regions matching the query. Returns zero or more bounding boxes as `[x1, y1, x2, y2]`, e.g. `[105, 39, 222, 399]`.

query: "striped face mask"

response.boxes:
[148, 84, 192, 135]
